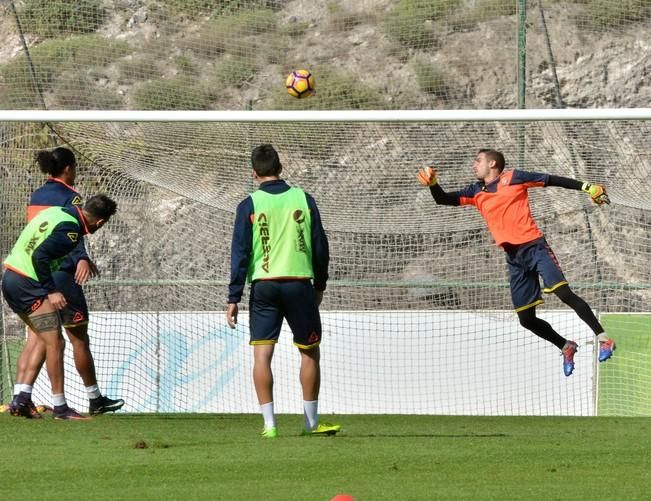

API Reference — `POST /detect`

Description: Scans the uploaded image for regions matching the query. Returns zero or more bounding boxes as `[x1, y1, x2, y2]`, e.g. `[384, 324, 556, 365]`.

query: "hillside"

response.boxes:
[0, 0, 649, 110]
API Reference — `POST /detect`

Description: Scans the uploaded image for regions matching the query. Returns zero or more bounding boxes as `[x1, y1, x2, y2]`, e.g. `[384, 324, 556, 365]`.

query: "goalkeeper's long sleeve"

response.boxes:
[429, 184, 461, 206]
[545, 174, 583, 190]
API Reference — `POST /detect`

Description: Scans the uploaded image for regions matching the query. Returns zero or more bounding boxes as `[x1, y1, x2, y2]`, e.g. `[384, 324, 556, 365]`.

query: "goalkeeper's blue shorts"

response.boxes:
[248, 279, 322, 349]
[504, 237, 568, 312]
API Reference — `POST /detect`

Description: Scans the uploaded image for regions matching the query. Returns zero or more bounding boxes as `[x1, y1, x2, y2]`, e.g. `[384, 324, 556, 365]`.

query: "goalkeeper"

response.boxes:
[417, 149, 615, 377]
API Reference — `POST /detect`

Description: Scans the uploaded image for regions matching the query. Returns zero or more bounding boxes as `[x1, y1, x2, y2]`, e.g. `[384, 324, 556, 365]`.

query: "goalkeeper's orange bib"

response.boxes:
[459, 170, 544, 246]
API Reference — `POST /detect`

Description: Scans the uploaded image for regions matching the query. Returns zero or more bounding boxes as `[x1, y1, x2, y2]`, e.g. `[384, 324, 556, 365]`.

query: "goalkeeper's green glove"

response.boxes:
[417, 166, 438, 186]
[582, 182, 610, 205]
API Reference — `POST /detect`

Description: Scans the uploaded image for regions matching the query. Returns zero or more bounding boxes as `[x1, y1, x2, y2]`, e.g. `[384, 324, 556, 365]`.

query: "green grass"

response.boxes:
[598, 314, 651, 416]
[0, 413, 649, 499]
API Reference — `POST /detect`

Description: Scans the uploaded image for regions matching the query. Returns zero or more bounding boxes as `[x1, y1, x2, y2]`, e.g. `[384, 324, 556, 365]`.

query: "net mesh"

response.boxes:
[0, 0, 649, 110]
[1, 117, 649, 415]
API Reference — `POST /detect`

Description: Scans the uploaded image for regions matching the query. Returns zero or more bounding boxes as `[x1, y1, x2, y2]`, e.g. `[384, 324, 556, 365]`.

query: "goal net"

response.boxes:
[1, 110, 650, 416]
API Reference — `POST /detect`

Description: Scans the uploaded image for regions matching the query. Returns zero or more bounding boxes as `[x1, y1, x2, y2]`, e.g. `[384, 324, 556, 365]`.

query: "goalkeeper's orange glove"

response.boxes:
[417, 166, 438, 186]
[582, 182, 610, 205]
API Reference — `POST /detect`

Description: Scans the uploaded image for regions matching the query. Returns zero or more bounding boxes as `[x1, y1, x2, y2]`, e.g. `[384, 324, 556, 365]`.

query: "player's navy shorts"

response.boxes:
[504, 237, 568, 312]
[249, 279, 322, 348]
[52, 270, 89, 327]
[2, 268, 48, 315]
[1, 268, 89, 327]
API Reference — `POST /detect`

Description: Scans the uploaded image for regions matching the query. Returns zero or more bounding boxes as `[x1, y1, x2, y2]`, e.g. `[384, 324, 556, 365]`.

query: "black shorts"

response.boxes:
[52, 270, 89, 327]
[248, 279, 322, 348]
[1, 268, 89, 327]
[2, 268, 48, 315]
[505, 237, 567, 312]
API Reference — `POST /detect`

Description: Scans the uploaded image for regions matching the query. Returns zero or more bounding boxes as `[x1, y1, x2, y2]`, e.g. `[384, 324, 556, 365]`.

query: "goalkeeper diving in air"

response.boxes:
[417, 149, 615, 377]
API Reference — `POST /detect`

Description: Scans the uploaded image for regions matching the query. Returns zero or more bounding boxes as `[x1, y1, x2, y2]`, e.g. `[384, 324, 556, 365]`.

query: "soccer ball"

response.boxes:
[286, 69, 315, 98]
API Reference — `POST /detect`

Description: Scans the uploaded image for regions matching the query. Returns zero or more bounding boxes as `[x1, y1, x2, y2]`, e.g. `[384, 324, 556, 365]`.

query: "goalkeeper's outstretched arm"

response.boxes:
[546, 174, 610, 205]
[429, 184, 461, 206]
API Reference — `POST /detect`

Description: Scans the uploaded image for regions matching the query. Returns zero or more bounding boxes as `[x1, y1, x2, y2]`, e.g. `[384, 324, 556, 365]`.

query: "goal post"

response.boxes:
[1, 109, 650, 416]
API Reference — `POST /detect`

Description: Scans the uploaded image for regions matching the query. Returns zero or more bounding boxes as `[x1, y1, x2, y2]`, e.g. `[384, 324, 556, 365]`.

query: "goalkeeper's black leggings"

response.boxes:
[553, 284, 605, 335]
[517, 284, 605, 350]
[517, 308, 566, 350]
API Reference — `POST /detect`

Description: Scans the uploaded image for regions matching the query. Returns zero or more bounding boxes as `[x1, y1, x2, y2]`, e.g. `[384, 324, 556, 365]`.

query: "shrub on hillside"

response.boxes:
[210, 58, 259, 88]
[412, 59, 452, 99]
[0, 35, 129, 107]
[384, 0, 461, 49]
[19, 0, 105, 38]
[589, 0, 649, 27]
[51, 77, 124, 109]
[186, 8, 277, 58]
[131, 78, 211, 109]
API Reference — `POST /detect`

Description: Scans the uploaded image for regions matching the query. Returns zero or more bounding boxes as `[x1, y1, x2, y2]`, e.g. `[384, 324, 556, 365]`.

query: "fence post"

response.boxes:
[517, 0, 527, 168]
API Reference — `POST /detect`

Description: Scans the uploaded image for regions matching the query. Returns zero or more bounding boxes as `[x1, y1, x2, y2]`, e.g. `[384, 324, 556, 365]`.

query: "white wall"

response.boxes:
[33, 310, 596, 415]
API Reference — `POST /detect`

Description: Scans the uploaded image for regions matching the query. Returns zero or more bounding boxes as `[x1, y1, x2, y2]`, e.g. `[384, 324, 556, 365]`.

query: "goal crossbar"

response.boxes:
[0, 108, 650, 123]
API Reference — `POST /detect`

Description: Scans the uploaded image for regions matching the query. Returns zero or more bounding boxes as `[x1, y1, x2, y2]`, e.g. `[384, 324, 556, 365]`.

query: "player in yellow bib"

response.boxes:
[226, 144, 340, 438]
[2, 194, 117, 420]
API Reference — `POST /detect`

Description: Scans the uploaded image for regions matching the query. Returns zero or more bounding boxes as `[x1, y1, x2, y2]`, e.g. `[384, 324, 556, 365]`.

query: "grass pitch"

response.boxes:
[598, 314, 651, 415]
[1, 413, 650, 500]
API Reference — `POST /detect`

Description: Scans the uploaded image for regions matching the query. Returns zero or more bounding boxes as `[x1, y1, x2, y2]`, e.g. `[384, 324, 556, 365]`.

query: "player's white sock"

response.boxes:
[85, 384, 101, 399]
[52, 393, 67, 407]
[597, 332, 609, 343]
[260, 402, 276, 429]
[14, 383, 33, 395]
[303, 400, 318, 431]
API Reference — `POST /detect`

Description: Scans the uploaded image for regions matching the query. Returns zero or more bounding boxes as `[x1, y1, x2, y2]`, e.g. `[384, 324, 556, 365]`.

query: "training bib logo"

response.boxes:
[293, 210, 307, 253]
[257, 213, 271, 273]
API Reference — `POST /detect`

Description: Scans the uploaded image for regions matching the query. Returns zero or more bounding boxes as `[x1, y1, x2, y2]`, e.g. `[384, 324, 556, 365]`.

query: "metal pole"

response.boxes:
[517, 0, 527, 168]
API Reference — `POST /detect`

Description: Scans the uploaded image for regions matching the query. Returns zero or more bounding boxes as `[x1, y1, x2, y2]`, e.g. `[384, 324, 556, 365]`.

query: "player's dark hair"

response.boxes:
[84, 194, 117, 220]
[35, 147, 76, 177]
[478, 149, 505, 172]
[251, 144, 282, 177]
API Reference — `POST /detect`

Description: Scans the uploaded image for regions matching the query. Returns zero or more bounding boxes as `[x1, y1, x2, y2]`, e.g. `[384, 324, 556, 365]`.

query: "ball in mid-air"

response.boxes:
[286, 69, 315, 98]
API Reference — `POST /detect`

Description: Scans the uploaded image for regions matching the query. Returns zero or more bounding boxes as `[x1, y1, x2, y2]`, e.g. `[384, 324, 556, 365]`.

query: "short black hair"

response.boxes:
[84, 194, 117, 220]
[251, 144, 282, 177]
[478, 149, 505, 172]
[35, 147, 76, 176]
